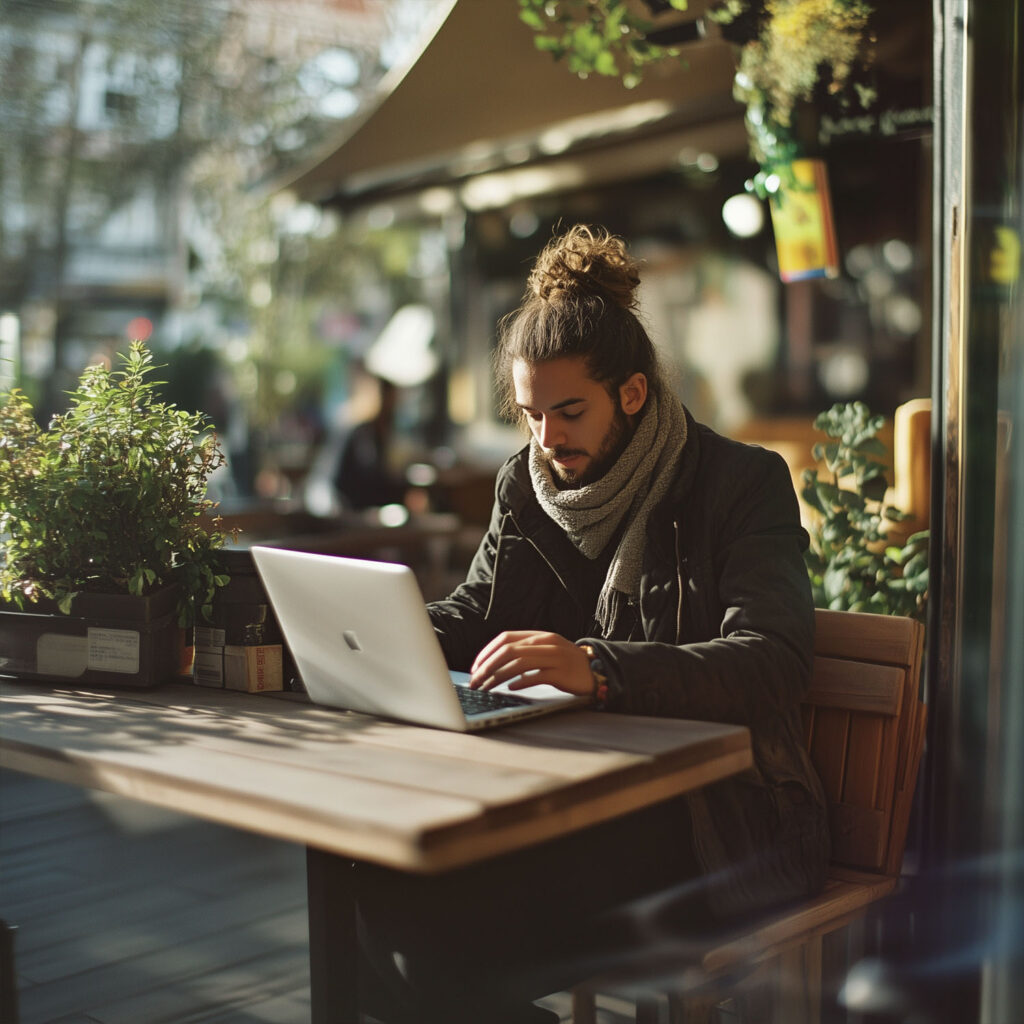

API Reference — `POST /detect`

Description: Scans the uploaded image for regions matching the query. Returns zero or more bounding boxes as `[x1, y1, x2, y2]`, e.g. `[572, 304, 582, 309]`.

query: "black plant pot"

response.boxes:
[0, 585, 182, 689]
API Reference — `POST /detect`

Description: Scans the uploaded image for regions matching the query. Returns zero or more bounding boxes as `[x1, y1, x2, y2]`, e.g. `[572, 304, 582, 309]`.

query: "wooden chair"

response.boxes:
[571, 608, 927, 1024]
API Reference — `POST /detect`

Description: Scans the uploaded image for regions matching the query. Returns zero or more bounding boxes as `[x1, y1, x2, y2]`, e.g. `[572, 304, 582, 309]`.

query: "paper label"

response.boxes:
[193, 649, 225, 687]
[194, 626, 226, 648]
[87, 628, 140, 674]
[37, 634, 89, 677]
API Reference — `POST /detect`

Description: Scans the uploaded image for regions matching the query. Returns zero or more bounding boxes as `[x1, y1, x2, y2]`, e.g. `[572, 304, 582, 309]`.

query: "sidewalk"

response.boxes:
[1, 770, 650, 1024]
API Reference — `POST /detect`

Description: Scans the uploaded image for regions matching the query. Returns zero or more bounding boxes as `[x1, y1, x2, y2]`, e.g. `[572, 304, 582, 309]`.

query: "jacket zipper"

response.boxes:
[673, 518, 684, 644]
[483, 514, 509, 620]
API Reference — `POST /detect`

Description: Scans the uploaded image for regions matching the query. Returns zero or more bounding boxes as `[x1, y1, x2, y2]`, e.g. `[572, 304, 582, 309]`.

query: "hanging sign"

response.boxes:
[768, 158, 840, 283]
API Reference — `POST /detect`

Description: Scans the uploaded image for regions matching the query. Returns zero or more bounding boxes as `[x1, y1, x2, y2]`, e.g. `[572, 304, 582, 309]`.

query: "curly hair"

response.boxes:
[494, 225, 663, 422]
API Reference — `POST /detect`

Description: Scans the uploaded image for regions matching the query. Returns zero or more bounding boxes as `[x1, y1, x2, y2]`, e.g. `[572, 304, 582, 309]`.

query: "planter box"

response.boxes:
[0, 586, 181, 689]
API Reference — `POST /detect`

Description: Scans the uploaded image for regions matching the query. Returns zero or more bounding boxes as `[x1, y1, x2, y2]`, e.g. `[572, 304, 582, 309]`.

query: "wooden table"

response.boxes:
[0, 680, 752, 1022]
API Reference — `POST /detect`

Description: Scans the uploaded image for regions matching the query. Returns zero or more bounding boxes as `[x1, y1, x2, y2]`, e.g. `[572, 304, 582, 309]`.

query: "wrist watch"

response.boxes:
[578, 643, 610, 708]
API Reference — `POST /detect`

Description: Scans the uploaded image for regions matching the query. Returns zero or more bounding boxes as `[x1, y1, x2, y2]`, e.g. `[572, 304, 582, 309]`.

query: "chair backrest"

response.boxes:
[803, 609, 926, 878]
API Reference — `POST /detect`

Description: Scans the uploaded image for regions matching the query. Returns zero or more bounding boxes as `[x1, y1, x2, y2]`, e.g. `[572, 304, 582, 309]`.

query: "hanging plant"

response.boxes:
[520, 0, 876, 187]
[517, 0, 690, 88]
[709, 0, 876, 194]
[708, 2, 876, 280]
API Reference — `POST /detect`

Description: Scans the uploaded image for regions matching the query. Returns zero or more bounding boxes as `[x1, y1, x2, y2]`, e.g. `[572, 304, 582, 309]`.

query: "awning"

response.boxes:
[279, 0, 746, 209]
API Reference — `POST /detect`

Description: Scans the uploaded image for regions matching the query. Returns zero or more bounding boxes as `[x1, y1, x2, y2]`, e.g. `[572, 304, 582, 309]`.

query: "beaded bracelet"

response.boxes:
[578, 643, 610, 708]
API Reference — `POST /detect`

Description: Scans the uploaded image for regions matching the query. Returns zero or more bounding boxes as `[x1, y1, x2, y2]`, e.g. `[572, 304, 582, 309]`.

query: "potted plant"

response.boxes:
[801, 401, 928, 621]
[0, 341, 233, 687]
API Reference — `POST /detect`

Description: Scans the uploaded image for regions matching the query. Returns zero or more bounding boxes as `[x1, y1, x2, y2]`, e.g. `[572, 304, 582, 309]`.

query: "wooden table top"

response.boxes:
[0, 680, 752, 873]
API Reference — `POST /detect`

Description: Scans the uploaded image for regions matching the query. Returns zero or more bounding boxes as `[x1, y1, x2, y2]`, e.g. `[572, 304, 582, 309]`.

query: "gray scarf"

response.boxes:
[529, 392, 688, 635]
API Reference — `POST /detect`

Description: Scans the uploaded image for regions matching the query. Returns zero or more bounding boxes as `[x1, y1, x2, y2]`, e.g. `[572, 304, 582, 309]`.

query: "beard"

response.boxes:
[544, 404, 633, 490]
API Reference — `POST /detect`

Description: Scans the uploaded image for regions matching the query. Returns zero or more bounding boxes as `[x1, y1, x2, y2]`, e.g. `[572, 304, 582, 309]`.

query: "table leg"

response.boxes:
[306, 846, 359, 1024]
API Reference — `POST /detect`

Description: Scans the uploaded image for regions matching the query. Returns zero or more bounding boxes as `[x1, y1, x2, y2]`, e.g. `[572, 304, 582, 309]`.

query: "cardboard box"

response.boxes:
[224, 644, 283, 692]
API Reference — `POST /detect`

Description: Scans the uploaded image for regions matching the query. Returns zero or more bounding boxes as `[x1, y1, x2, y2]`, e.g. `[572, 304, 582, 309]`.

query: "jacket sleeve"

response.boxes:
[426, 494, 505, 671]
[586, 446, 815, 727]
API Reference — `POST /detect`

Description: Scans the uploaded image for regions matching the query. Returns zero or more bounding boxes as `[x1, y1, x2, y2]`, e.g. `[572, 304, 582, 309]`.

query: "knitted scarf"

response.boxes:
[528, 392, 688, 635]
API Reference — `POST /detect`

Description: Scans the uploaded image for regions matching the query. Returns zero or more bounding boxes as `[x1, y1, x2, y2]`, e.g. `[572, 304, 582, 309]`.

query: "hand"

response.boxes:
[469, 630, 595, 696]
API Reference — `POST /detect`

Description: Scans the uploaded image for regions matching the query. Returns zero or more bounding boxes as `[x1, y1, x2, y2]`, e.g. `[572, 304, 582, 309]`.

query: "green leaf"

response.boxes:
[594, 49, 618, 75]
[908, 569, 930, 591]
[823, 567, 848, 602]
[519, 8, 546, 31]
[668, 0, 689, 9]
[903, 553, 928, 579]
[855, 436, 887, 456]
[815, 480, 840, 506]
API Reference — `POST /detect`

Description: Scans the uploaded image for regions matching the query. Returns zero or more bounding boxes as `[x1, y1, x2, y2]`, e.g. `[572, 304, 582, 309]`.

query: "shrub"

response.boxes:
[801, 401, 928, 621]
[0, 341, 232, 623]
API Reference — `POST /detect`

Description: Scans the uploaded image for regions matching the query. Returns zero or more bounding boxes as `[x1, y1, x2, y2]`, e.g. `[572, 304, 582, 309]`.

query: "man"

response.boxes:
[357, 224, 829, 1023]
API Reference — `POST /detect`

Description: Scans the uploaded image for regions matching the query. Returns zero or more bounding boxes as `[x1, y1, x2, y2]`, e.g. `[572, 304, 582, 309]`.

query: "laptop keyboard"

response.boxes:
[456, 685, 534, 715]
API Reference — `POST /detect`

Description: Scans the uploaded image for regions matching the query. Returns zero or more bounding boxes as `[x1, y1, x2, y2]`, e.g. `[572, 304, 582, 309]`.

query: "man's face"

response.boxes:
[512, 356, 645, 489]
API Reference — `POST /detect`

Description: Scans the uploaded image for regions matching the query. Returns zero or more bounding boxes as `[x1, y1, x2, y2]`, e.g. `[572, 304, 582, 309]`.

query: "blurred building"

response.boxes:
[0, 0, 395, 414]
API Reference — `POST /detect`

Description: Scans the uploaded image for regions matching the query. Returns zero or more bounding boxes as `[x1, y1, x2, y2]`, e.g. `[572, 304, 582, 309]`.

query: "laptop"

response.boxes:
[250, 546, 589, 731]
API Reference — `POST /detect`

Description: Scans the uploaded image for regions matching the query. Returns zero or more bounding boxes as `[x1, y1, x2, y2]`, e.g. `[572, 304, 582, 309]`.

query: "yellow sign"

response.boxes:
[990, 226, 1021, 286]
[769, 158, 840, 283]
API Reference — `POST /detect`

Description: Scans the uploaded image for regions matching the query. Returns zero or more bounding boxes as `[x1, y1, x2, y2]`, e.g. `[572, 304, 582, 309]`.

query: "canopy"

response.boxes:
[279, 0, 745, 208]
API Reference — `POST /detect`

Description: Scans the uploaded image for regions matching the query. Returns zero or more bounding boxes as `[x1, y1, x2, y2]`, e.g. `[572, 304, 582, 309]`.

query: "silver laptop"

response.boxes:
[250, 546, 588, 731]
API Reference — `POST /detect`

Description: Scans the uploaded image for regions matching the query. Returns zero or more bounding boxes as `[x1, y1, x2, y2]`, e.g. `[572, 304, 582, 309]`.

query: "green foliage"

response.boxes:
[720, 0, 875, 176]
[801, 402, 928, 621]
[0, 341, 233, 625]
[518, 0, 875, 184]
[518, 0, 687, 87]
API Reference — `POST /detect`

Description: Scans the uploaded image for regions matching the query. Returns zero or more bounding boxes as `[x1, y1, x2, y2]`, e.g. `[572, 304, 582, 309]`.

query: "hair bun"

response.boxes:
[528, 225, 640, 310]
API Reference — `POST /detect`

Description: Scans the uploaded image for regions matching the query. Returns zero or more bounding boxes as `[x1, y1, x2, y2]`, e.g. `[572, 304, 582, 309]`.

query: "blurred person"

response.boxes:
[332, 372, 408, 511]
[354, 225, 829, 1023]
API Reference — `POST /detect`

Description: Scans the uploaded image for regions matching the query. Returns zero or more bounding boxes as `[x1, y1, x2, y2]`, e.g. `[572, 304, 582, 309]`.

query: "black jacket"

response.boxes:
[428, 410, 830, 918]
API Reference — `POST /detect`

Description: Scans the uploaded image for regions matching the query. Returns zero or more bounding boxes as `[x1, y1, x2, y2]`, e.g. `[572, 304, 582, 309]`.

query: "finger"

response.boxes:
[468, 633, 515, 686]
[505, 669, 549, 690]
[470, 631, 554, 683]
[470, 631, 536, 674]
[473, 646, 565, 691]
[473, 654, 537, 691]
[504, 649, 577, 689]
[472, 640, 556, 683]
